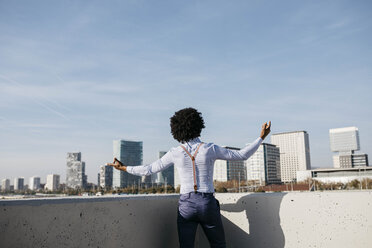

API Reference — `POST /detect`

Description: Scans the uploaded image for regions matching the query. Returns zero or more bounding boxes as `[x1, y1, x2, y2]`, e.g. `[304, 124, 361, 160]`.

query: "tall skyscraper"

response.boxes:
[246, 143, 281, 185]
[213, 147, 247, 182]
[1, 179, 10, 191]
[66, 152, 87, 189]
[45, 174, 60, 191]
[153, 151, 174, 186]
[14, 177, 24, 191]
[29, 176, 41, 190]
[271, 131, 311, 182]
[99, 165, 113, 188]
[329, 127, 368, 168]
[113, 140, 143, 188]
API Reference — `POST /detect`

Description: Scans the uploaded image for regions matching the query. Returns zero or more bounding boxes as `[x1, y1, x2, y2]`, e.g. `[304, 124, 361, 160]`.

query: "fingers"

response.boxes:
[262, 121, 271, 129]
[107, 160, 122, 168]
[115, 158, 124, 166]
[267, 121, 271, 129]
[113, 157, 121, 166]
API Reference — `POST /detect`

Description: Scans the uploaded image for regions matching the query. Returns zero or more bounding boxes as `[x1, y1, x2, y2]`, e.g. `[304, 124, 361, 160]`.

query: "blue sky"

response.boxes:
[1, 0, 371, 184]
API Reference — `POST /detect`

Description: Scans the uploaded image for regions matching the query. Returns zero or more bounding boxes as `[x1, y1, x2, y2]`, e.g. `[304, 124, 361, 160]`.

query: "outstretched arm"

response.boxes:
[107, 150, 174, 176]
[213, 121, 271, 161]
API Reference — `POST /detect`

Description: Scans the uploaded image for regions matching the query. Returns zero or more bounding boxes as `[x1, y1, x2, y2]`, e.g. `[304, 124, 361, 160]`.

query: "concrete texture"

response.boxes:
[1, 191, 371, 248]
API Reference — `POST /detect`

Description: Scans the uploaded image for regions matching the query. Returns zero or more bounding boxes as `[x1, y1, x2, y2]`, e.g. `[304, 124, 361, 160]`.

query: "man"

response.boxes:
[107, 107, 271, 248]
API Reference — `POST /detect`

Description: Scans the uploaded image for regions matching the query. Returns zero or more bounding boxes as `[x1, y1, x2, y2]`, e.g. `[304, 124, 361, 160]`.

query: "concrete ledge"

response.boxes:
[1, 192, 372, 248]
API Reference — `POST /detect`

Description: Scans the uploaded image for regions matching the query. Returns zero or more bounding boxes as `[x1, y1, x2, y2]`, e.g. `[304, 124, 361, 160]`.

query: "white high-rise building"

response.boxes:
[271, 131, 311, 182]
[29, 177, 41, 190]
[329, 127, 360, 153]
[246, 143, 281, 185]
[329, 127, 367, 168]
[45, 174, 60, 191]
[1, 179, 10, 191]
[14, 177, 24, 191]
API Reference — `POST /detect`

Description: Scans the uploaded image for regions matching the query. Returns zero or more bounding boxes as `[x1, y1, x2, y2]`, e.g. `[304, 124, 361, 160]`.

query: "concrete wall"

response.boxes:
[1, 191, 371, 248]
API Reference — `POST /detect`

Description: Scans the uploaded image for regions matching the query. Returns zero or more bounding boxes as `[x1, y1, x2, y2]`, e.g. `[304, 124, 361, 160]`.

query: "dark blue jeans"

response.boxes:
[177, 192, 226, 248]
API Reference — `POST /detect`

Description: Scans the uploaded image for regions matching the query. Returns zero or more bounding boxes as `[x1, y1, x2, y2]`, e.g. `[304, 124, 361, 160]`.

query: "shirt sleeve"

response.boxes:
[126, 149, 174, 176]
[213, 137, 263, 161]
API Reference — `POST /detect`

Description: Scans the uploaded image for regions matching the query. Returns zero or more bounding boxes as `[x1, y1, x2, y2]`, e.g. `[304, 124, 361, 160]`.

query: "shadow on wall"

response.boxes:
[199, 193, 286, 248]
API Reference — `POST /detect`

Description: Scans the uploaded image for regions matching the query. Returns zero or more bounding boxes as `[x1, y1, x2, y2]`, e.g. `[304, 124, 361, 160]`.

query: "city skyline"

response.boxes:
[2, 126, 369, 185]
[1, 1, 371, 182]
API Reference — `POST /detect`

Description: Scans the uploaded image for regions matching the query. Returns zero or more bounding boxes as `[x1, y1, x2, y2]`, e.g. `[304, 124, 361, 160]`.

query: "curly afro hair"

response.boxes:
[170, 107, 205, 143]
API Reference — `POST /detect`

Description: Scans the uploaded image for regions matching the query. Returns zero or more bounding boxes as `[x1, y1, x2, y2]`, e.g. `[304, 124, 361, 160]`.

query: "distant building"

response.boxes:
[351, 154, 369, 167]
[99, 165, 113, 188]
[329, 127, 368, 168]
[271, 131, 311, 182]
[174, 165, 180, 188]
[14, 177, 24, 191]
[330, 127, 360, 153]
[29, 177, 41, 190]
[297, 167, 372, 184]
[338, 154, 369, 168]
[113, 140, 143, 188]
[246, 143, 281, 185]
[66, 152, 87, 189]
[153, 151, 174, 186]
[45, 174, 60, 191]
[213, 147, 246, 182]
[1, 179, 10, 191]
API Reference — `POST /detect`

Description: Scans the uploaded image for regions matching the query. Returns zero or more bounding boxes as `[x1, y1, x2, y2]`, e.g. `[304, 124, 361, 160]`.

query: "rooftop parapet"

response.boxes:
[1, 192, 371, 248]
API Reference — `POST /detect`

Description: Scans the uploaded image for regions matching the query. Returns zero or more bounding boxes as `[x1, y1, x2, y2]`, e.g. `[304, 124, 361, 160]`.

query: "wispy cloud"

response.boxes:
[325, 19, 350, 30]
[0, 74, 70, 120]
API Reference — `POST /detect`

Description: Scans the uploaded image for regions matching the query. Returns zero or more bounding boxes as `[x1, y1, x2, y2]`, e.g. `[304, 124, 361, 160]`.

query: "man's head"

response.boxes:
[170, 107, 205, 143]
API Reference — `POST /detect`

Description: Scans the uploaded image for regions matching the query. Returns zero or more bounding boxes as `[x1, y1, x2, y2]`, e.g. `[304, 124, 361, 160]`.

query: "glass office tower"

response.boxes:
[153, 151, 174, 186]
[113, 140, 143, 188]
[246, 143, 281, 185]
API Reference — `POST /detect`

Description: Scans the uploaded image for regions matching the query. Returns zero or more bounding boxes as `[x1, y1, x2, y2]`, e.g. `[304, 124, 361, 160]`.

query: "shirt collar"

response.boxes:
[182, 137, 201, 147]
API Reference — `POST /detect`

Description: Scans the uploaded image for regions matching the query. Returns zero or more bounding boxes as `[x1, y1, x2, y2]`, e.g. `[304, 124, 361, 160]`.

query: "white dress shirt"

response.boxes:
[127, 137, 263, 194]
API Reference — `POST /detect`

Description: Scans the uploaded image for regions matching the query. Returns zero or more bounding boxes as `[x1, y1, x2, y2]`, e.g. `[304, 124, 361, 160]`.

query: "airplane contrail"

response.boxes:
[0, 74, 70, 120]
